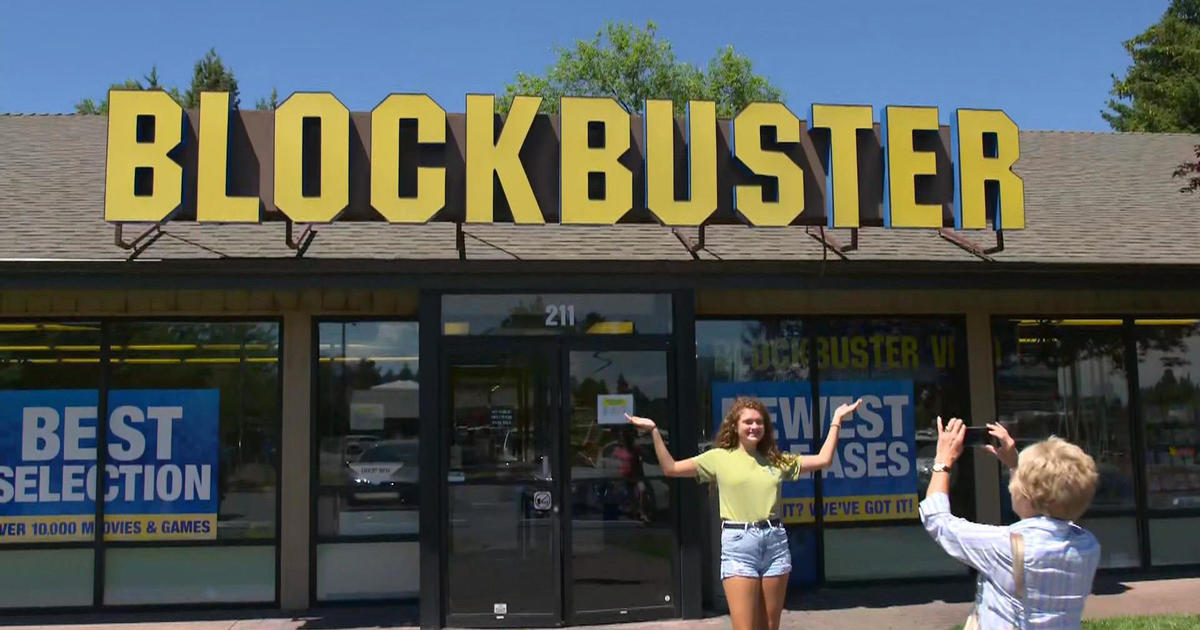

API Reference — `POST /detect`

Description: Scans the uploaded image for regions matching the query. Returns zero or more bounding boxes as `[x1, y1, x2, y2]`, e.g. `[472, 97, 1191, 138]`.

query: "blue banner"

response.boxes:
[711, 380, 918, 523]
[0, 389, 220, 542]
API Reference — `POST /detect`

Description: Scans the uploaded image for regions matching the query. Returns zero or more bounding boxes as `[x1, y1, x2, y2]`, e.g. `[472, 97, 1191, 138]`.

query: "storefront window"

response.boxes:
[813, 318, 971, 580]
[811, 319, 973, 509]
[0, 322, 101, 607]
[1135, 320, 1200, 511]
[106, 322, 281, 542]
[993, 319, 1139, 568]
[315, 321, 419, 601]
[0, 320, 281, 607]
[697, 317, 969, 584]
[103, 321, 280, 603]
[1134, 319, 1200, 566]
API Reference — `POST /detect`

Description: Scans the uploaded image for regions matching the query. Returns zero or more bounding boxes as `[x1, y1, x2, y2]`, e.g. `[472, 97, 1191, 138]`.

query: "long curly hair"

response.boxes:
[714, 397, 796, 469]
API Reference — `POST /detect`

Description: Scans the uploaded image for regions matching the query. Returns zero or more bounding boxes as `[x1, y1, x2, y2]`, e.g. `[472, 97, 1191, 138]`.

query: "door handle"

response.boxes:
[533, 490, 553, 511]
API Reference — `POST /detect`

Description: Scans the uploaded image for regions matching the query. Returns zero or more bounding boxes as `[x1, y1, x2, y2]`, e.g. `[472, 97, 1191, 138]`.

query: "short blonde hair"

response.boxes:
[1008, 437, 1099, 521]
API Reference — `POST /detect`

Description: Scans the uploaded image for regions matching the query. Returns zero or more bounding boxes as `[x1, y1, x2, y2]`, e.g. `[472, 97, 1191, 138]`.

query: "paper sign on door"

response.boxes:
[597, 394, 634, 425]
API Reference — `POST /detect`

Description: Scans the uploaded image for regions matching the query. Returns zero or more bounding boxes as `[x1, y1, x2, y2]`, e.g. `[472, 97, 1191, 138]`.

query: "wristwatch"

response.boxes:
[931, 461, 951, 473]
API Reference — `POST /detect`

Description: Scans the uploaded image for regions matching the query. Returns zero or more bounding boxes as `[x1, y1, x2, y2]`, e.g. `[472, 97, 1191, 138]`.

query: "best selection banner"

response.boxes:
[0, 389, 220, 543]
[711, 380, 918, 523]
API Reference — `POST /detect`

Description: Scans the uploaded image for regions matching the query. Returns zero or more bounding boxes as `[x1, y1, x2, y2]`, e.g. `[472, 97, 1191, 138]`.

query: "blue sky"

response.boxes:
[0, 1, 1166, 131]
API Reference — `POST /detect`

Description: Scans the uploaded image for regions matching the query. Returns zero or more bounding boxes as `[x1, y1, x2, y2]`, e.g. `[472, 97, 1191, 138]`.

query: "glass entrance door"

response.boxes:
[565, 349, 676, 624]
[443, 340, 678, 627]
[445, 347, 560, 627]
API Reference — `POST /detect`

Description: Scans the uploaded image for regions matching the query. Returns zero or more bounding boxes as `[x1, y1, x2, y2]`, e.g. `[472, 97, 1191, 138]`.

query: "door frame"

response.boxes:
[438, 333, 680, 627]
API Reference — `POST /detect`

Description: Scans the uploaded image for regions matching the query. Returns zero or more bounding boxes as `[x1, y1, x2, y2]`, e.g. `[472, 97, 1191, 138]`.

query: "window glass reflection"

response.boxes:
[568, 350, 674, 614]
[442, 294, 671, 336]
[1135, 320, 1200, 512]
[993, 319, 1136, 516]
[811, 319, 971, 508]
[448, 360, 548, 482]
[316, 322, 419, 538]
[107, 321, 281, 541]
[0, 322, 102, 546]
[445, 351, 555, 618]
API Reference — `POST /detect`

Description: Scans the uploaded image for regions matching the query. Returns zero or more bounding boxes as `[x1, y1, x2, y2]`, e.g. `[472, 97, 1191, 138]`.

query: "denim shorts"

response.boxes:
[719, 524, 791, 580]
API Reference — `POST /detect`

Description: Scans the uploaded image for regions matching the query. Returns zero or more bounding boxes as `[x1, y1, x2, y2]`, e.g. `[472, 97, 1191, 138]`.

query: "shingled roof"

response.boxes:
[1, 114, 1197, 266]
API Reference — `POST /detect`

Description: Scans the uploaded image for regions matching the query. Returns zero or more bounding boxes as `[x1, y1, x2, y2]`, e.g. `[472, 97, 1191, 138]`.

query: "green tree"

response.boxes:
[1104, 0, 1200, 132]
[75, 49, 257, 114]
[255, 87, 280, 111]
[182, 48, 239, 109]
[74, 66, 182, 115]
[497, 21, 782, 116]
[1104, 1, 1200, 193]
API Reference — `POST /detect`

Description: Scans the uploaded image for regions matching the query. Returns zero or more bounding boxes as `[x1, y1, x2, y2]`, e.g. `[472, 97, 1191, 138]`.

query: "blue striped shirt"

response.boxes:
[920, 493, 1101, 629]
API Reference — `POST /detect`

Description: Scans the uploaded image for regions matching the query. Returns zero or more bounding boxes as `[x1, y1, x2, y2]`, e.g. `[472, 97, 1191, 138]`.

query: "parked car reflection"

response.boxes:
[346, 439, 419, 505]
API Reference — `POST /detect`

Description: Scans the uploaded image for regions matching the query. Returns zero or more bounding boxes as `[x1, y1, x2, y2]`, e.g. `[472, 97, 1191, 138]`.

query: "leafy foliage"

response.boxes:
[181, 48, 240, 109]
[1104, 0, 1200, 132]
[75, 48, 275, 114]
[1102, 1, 1200, 194]
[497, 21, 782, 116]
[75, 66, 181, 115]
[255, 87, 280, 111]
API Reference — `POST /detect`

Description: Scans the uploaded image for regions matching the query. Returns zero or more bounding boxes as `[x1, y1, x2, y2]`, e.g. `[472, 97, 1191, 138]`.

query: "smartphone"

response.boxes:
[963, 426, 993, 448]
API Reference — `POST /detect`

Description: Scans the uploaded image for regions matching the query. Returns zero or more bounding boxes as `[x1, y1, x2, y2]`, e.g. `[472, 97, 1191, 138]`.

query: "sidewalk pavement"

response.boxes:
[1, 576, 1197, 630]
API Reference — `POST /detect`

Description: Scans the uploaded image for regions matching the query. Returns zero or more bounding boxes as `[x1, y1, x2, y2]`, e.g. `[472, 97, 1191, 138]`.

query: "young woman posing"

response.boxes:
[627, 396, 861, 630]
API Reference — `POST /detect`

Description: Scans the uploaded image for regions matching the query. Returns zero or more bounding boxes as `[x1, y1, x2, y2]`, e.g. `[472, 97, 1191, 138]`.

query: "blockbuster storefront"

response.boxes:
[0, 92, 1199, 628]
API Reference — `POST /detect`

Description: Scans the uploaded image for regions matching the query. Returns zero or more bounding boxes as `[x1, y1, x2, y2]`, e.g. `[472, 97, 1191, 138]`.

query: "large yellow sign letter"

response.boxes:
[811, 104, 872, 228]
[645, 100, 717, 225]
[732, 103, 804, 227]
[466, 94, 543, 223]
[274, 93, 349, 223]
[197, 92, 259, 222]
[104, 90, 183, 222]
[371, 94, 446, 223]
[955, 109, 1024, 230]
[884, 105, 941, 228]
[560, 97, 633, 224]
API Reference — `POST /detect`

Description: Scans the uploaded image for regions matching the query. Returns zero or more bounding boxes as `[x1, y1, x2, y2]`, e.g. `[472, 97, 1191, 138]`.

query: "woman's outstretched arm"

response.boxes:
[799, 399, 863, 471]
[626, 414, 698, 477]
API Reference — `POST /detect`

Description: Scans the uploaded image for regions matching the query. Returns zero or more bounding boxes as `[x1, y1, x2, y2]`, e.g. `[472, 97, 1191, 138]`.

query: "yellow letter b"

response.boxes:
[104, 90, 183, 222]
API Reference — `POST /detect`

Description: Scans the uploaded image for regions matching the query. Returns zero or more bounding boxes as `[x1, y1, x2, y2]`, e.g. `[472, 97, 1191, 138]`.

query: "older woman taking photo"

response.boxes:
[922, 418, 1101, 629]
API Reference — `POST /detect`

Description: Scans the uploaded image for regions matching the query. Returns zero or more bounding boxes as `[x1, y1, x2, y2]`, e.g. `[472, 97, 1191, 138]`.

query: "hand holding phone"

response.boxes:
[984, 422, 1019, 469]
[962, 426, 994, 448]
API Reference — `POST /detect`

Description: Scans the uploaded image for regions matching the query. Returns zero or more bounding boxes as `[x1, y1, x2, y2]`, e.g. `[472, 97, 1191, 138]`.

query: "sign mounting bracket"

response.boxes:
[937, 228, 1004, 261]
[807, 226, 855, 260]
[671, 225, 706, 260]
[285, 220, 316, 257]
[114, 221, 165, 260]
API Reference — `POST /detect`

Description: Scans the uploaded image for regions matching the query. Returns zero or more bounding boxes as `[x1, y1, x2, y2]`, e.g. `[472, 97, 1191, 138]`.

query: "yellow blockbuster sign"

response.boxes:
[103, 91, 1024, 230]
